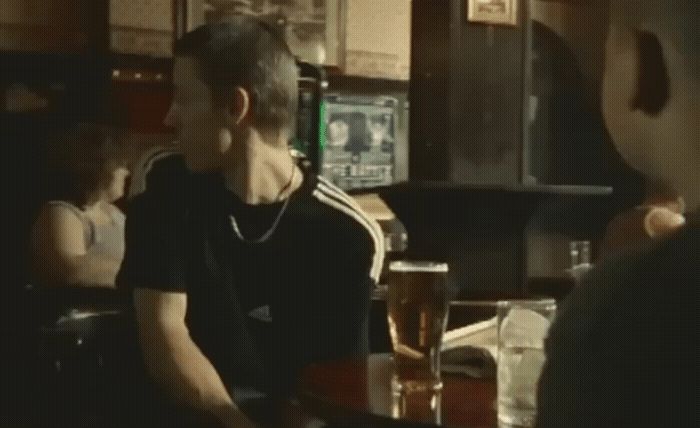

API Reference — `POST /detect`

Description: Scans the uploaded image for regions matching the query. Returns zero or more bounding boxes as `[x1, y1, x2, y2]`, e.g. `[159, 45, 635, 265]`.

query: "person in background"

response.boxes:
[118, 19, 383, 428]
[536, 1, 698, 427]
[30, 122, 129, 288]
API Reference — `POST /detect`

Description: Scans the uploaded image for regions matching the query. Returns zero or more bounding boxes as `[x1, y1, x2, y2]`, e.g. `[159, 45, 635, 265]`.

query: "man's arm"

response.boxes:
[311, 221, 379, 359]
[535, 263, 625, 428]
[31, 204, 120, 287]
[60, 254, 123, 287]
[535, 315, 598, 428]
[133, 288, 256, 428]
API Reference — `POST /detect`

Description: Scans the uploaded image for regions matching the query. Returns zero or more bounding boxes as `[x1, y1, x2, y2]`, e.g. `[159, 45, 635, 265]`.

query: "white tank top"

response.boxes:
[46, 201, 125, 260]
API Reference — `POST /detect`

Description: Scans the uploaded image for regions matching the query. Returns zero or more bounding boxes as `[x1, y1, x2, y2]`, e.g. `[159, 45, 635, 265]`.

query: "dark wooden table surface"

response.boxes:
[298, 354, 497, 428]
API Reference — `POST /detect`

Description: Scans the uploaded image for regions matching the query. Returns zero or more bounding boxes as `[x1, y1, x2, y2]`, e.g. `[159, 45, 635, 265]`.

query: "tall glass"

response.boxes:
[392, 390, 442, 425]
[386, 261, 449, 393]
[497, 299, 556, 427]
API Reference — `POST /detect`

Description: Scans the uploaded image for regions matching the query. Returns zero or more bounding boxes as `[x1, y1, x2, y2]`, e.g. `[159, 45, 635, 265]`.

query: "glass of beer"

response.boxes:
[392, 389, 442, 425]
[386, 261, 450, 393]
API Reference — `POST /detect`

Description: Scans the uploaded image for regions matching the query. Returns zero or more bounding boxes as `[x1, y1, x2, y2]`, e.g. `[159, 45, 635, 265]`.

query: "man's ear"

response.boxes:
[630, 30, 670, 116]
[230, 87, 251, 125]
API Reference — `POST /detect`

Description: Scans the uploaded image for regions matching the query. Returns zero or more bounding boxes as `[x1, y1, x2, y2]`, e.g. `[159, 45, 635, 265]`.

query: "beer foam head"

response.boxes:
[389, 261, 449, 273]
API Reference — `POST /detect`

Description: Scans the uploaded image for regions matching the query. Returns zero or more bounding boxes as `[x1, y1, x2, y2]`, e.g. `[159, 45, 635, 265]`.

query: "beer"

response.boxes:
[386, 262, 449, 393]
[392, 389, 442, 425]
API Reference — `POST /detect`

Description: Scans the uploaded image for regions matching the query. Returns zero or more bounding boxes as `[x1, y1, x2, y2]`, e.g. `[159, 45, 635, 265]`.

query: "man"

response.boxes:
[536, 1, 698, 427]
[117, 19, 383, 428]
[601, 180, 686, 257]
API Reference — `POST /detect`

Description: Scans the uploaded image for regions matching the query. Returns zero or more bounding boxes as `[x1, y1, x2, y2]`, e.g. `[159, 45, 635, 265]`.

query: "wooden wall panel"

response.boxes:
[410, 0, 529, 184]
[0, 0, 107, 52]
[532, 0, 609, 95]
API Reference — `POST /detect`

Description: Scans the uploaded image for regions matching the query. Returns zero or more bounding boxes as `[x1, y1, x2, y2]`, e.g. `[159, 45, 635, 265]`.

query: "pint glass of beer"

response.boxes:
[386, 261, 449, 393]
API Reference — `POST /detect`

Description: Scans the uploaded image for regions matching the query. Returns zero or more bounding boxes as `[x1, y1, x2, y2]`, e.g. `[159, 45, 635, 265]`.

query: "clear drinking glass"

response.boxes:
[392, 390, 442, 425]
[497, 299, 556, 427]
[386, 261, 450, 393]
[567, 241, 594, 283]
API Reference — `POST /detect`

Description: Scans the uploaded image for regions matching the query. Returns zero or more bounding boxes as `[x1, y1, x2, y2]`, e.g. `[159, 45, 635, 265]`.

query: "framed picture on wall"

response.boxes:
[110, 0, 175, 57]
[185, 0, 342, 66]
[343, 0, 411, 80]
[467, 0, 518, 26]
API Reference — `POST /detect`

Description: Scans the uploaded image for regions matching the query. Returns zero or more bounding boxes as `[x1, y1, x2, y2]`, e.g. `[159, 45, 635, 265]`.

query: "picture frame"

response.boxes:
[467, 0, 519, 26]
[110, 0, 175, 57]
[184, 0, 342, 66]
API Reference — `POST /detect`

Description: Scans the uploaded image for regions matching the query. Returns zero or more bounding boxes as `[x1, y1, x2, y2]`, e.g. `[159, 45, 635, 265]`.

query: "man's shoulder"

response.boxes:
[125, 149, 193, 224]
[305, 177, 380, 237]
[301, 176, 385, 281]
[585, 222, 698, 294]
[538, 223, 698, 428]
[128, 146, 190, 199]
[556, 223, 699, 335]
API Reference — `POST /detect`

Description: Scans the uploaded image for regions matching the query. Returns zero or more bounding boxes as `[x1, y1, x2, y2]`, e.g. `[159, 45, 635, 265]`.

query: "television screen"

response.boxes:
[321, 94, 399, 190]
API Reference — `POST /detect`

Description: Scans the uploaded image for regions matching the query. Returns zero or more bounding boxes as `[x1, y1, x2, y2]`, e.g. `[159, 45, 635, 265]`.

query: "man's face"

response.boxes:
[602, 25, 698, 194]
[164, 57, 233, 172]
[601, 26, 654, 174]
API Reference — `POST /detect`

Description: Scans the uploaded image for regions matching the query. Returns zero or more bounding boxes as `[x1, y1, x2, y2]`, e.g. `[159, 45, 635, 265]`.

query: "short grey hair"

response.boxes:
[174, 17, 299, 132]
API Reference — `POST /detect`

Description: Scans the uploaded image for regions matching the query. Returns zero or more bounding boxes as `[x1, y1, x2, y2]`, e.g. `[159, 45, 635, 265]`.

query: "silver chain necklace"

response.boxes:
[228, 163, 296, 244]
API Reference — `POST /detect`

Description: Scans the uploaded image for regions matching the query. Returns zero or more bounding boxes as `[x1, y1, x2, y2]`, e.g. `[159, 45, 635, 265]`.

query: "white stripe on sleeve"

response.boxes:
[312, 186, 385, 283]
[127, 146, 178, 199]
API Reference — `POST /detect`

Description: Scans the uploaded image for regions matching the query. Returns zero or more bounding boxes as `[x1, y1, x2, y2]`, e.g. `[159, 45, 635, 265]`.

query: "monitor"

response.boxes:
[321, 93, 405, 190]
